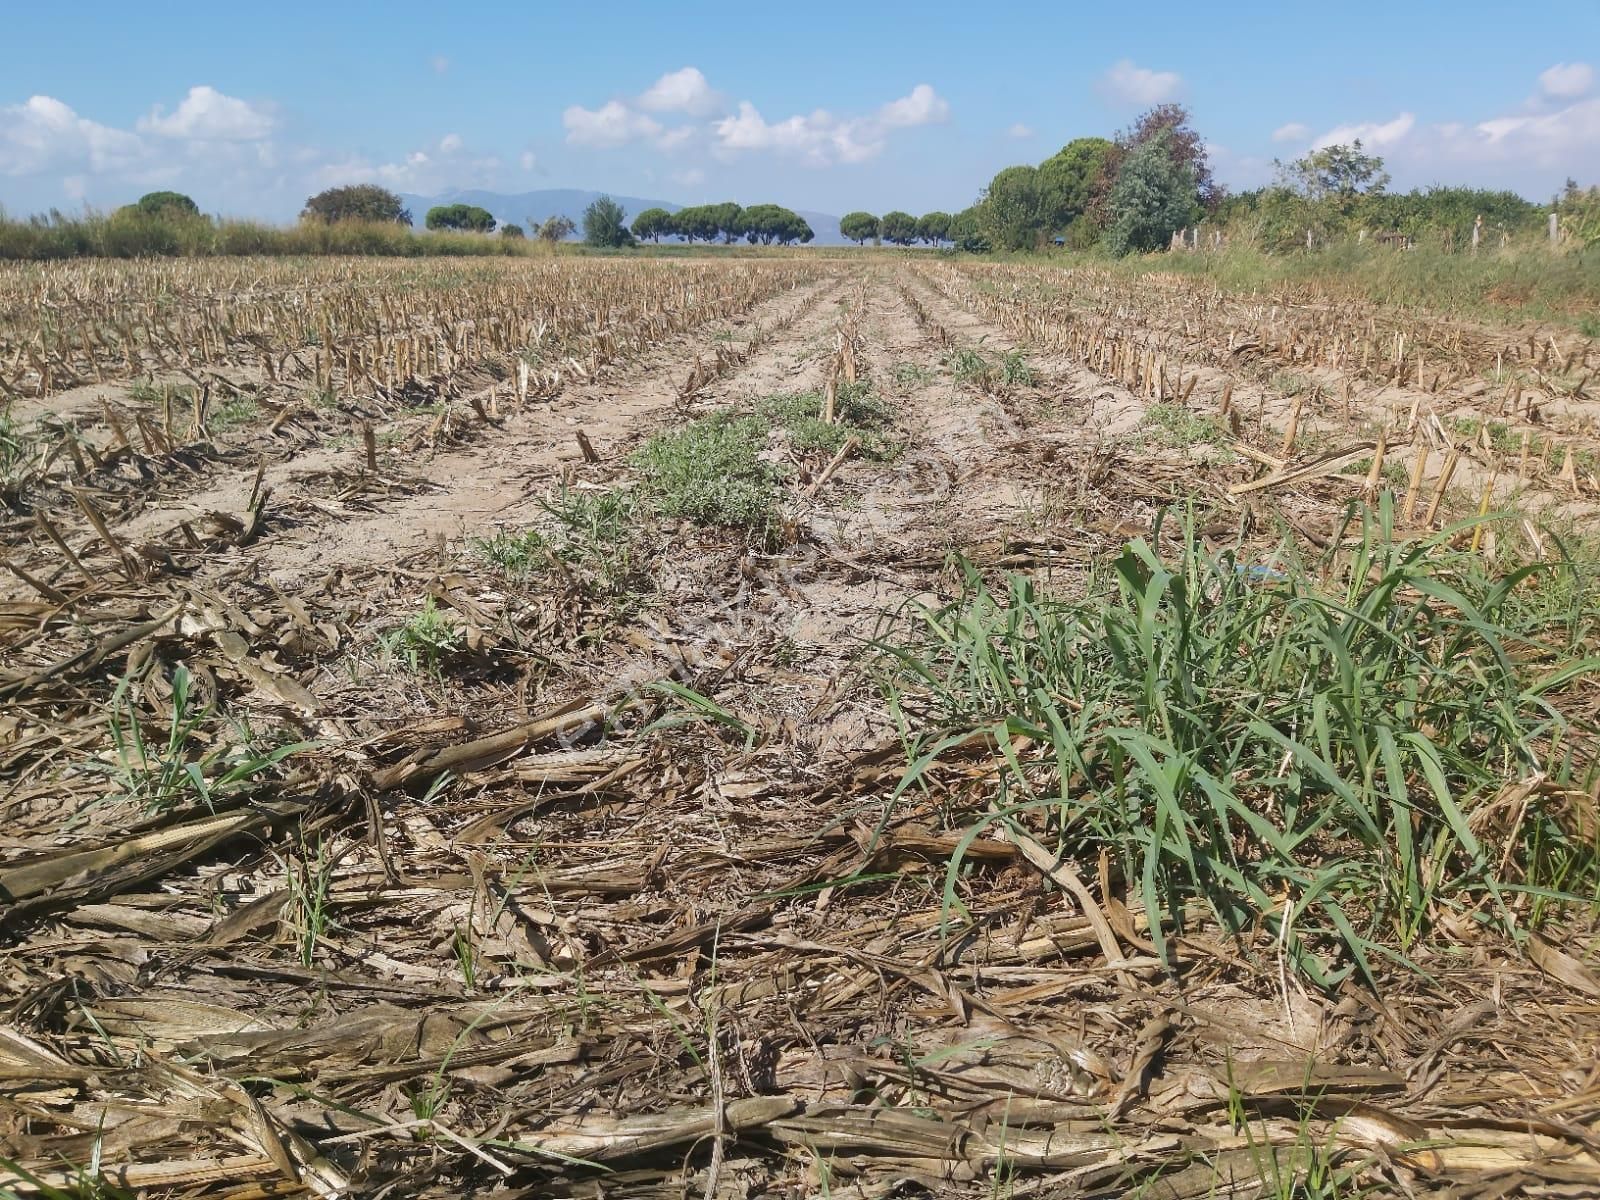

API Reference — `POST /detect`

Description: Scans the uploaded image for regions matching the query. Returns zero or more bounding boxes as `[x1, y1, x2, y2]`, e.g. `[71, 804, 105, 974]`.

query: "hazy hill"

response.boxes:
[398, 188, 847, 245]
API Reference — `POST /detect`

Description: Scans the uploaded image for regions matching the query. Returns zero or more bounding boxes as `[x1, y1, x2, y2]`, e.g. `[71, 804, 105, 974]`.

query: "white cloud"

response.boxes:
[713, 102, 876, 165]
[1311, 112, 1416, 150]
[655, 126, 696, 152]
[877, 83, 949, 128]
[712, 84, 950, 166]
[1006, 122, 1035, 139]
[316, 134, 501, 195]
[138, 86, 274, 140]
[672, 167, 706, 187]
[560, 73, 949, 169]
[1540, 62, 1594, 100]
[563, 99, 663, 147]
[1272, 122, 1310, 143]
[1098, 59, 1182, 106]
[1299, 67, 1600, 193]
[1471, 98, 1600, 161]
[639, 67, 724, 117]
[0, 95, 144, 176]
[519, 150, 537, 171]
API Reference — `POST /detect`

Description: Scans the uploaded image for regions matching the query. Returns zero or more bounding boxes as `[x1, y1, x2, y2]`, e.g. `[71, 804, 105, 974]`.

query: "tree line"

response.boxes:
[628, 202, 814, 246]
[299, 187, 817, 248]
[845, 102, 1596, 257]
[836, 211, 954, 245]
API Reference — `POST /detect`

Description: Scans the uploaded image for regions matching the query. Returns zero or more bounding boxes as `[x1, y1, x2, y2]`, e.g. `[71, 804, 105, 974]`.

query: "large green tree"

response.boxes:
[425, 203, 496, 232]
[739, 204, 813, 245]
[978, 165, 1050, 251]
[949, 206, 989, 252]
[706, 201, 744, 243]
[839, 211, 879, 244]
[582, 196, 634, 248]
[916, 211, 952, 245]
[671, 205, 713, 242]
[1038, 137, 1117, 233]
[632, 207, 675, 242]
[879, 210, 919, 245]
[1120, 104, 1218, 210]
[302, 184, 411, 225]
[1105, 129, 1201, 256]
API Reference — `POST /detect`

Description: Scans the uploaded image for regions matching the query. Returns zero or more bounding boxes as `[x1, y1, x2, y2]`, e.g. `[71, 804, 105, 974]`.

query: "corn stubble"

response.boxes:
[0, 253, 1598, 1199]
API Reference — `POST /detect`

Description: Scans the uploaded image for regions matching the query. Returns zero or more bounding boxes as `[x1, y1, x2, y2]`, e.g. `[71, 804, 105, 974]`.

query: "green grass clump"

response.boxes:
[998, 350, 1035, 387]
[0, 408, 39, 498]
[472, 528, 550, 579]
[892, 362, 935, 389]
[945, 347, 989, 383]
[209, 396, 261, 431]
[474, 485, 643, 606]
[100, 664, 309, 814]
[634, 411, 782, 536]
[381, 598, 464, 676]
[757, 382, 897, 459]
[943, 347, 1034, 389]
[877, 502, 1600, 988]
[1136, 401, 1229, 449]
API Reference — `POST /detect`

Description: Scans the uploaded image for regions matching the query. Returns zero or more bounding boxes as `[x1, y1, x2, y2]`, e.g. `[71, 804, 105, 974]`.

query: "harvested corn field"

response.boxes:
[2, 254, 1599, 1200]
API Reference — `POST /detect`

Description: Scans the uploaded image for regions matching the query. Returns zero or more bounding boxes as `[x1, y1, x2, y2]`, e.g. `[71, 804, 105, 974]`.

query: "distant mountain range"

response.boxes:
[397, 188, 848, 245]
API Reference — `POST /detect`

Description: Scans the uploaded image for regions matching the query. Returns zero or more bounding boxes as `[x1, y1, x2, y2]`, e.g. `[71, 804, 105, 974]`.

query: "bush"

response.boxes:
[634, 411, 779, 535]
[538, 214, 577, 243]
[500, 223, 525, 239]
[302, 184, 412, 225]
[0, 209, 543, 260]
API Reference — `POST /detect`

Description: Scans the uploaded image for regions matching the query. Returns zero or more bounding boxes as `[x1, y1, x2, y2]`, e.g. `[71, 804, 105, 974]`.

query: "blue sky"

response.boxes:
[4, 0, 1598, 220]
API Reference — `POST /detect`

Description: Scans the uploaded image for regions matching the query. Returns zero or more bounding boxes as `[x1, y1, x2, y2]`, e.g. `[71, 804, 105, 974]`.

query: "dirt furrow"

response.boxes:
[47, 276, 836, 592]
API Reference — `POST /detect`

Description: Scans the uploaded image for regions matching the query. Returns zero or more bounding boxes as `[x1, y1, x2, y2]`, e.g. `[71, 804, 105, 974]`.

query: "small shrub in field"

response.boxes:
[944, 347, 990, 383]
[999, 350, 1034, 386]
[892, 362, 935, 389]
[943, 346, 1032, 390]
[209, 396, 260, 431]
[634, 412, 779, 536]
[475, 487, 642, 600]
